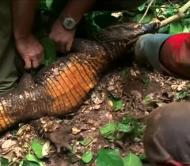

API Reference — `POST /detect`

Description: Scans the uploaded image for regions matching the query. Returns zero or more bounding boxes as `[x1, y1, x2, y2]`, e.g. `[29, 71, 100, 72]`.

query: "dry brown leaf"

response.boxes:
[1, 139, 17, 150]
[72, 127, 81, 135]
[105, 112, 113, 121]
[42, 140, 51, 157]
[93, 105, 101, 110]
[91, 92, 104, 105]
[131, 90, 142, 100]
[13, 147, 24, 158]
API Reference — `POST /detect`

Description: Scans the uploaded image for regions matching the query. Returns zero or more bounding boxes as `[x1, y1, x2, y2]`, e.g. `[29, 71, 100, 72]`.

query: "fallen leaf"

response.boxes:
[82, 151, 93, 164]
[99, 123, 117, 140]
[1, 139, 17, 152]
[131, 90, 142, 100]
[91, 92, 104, 105]
[95, 149, 124, 166]
[72, 127, 81, 135]
[42, 141, 51, 157]
[79, 137, 94, 147]
[156, 102, 166, 107]
[93, 105, 101, 110]
[105, 112, 113, 121]
[123, 152, 142, 166]
[31, 139, 47, 159]
[109, 96, 122, 111]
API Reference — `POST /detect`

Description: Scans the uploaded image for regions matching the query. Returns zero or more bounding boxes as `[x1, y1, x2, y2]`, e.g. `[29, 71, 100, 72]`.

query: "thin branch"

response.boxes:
[160, 0, 190, 27]
[139, 0, 154, 23]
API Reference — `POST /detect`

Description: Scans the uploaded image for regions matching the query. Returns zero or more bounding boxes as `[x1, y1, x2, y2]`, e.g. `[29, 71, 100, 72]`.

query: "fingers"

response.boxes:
[66, 40, 73, 52]
[24, 52, 44, 69]
[24, 59, 32, 69]
[32, 59, 39, 69]
[60, 44, 66, 54]
[56, 41, 73, 54]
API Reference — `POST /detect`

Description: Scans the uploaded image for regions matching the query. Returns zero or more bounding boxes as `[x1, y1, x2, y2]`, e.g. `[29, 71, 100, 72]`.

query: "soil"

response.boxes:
[1, 60, 190, 166]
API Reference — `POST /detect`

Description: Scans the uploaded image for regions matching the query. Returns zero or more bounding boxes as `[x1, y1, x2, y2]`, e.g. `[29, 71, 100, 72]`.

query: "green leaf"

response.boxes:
[117, 123, 133, 133]
[79, 136, 94, 147]
[174, 91, 188, 101]
[31, 139, 46, 159]
[137, 3, 146, 11]
[109, 96, 122, 111]
[0, 157, 8, 166]
[143, 95, 153, 105]
[120, 115, 143, 137]
[99, 123, 117, 140]
[158, 25, 170, 33]
[46, 0, 53, 9]
[39, 37, 56, 66]
[123, 153, 142, 166]
[133, 13, 154, 23]
[19, 160, 41, 166]
[37, 0, 48, 10]
[81, 151, 93, 164]
[165, 8, 175, 17]
[95, 149, 124, 166]
[183, 26, 189, 33]
[141, 78, 150, 84]
[169, 21, 183, 34]
[25, 154, 44, 166]
[139, 153, 147, 161]
[121, 68, 127, 78]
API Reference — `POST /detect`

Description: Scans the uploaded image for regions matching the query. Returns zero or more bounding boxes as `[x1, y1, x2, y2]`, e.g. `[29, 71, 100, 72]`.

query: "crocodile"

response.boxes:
[0, 20, 160, 133]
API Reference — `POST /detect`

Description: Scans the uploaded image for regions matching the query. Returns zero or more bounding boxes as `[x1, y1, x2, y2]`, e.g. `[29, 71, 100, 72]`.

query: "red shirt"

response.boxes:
[160, 33, 190, 78]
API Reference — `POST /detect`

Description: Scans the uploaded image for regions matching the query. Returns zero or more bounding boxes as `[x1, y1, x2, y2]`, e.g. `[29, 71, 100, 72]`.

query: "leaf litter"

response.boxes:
[1, 60, 189, 166]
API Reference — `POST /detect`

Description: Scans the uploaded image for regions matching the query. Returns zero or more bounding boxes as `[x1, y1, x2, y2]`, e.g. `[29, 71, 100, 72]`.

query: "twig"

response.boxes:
[160, 0, 190, 27]
[139, 0, 154, 23]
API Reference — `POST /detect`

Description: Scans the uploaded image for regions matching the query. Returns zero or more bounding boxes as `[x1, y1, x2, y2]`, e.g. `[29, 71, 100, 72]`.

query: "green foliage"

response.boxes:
[109, 95, 123, 111]
[133, 13, 154, 23]
[95, 149, 124, 166]
[169, 21, 183, 34]
[37, 0, 53, 10]
[99, 122, 117, 140]
[31, 139, 47, 159]
[79, 136, 94, 147]
[81, 151, 93, 164]
[20, 154, 44, 166]
[0, 157, 8, 166]
[123, 153, 142, 166]
[174, 90, 189, 101]
[95, 150, 144, 166]
[39, 37, 56, 66]
[99, 115, 143, 140]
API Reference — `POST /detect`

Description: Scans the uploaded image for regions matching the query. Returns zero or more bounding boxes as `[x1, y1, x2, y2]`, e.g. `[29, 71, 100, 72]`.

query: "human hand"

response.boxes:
[15, 35, 44, 69]
[49, 18, 75, 53]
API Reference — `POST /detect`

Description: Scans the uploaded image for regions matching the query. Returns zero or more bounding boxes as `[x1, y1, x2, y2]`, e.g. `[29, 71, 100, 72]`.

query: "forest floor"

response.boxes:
[1, 56, 189, 166]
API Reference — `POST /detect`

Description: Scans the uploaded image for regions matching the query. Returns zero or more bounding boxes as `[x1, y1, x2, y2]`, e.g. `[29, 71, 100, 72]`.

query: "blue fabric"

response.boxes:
[135, 34, 171, 73]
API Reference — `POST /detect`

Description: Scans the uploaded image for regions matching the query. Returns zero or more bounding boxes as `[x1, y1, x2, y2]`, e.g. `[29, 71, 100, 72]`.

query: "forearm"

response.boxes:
[62, 0, 96, 23]
[11, 0, 39, 40]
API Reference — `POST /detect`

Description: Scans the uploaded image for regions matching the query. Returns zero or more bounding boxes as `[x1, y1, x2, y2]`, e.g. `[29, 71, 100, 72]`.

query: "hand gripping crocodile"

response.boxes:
[0, 20, 160, 133]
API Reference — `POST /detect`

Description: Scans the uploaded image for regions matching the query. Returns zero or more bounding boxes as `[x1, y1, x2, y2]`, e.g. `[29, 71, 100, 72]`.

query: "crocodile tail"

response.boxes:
[0, 106, 13, 132]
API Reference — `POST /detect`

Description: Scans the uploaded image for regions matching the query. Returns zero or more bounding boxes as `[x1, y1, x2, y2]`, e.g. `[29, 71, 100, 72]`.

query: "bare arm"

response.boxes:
[62, 0, 96, 23]
[11, 0, 44, 69]
[49, 0, 96, 53]
[11, 0, 39, 40]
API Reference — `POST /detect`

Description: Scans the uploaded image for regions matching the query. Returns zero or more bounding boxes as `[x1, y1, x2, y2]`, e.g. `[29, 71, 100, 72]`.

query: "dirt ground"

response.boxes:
[1, 59, 190, 166]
